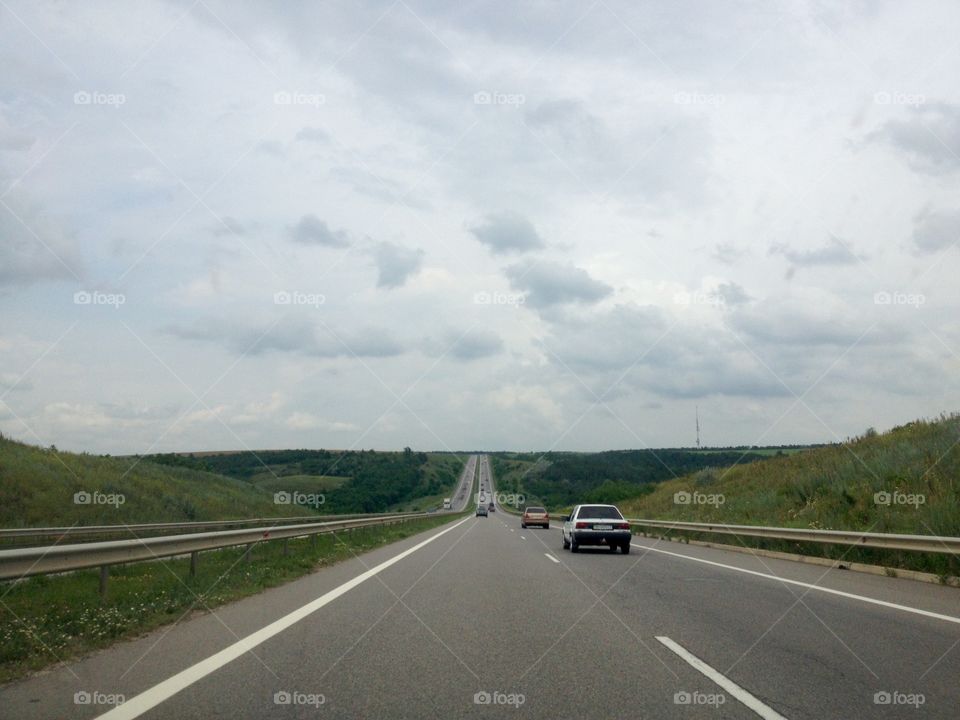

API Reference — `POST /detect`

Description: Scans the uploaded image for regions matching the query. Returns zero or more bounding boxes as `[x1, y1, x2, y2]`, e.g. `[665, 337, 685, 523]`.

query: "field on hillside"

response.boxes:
[248, 474, 348, 494]
[0, 435, 303, 528]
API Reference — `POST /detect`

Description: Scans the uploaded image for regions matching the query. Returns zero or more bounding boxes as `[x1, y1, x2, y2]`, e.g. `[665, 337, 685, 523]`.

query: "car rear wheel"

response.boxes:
[521, 522, 526, 529]
[570, 537, 579, 553]
[622, 542, 631, 554]
[562, 534, 570, 550]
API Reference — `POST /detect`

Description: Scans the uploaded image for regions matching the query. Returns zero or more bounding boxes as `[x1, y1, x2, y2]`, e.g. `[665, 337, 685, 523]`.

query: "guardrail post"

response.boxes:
[243, 543, 253, 563]
[99, 565, 109, 599]
[189, 551, 198, 577]
[282, 539, 289, 557]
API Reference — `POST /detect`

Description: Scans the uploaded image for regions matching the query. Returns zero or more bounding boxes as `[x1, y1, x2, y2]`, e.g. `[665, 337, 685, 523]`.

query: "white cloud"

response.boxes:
[911, 207, 960, 254]
[876, 103, 960, 175]
[469, 212, 544, 254]
[504, 259, 612, 308]
[288, 215, 350, 247]
[0, 1, 958, 452]
[373, 241, 424, 289]
[285, 412, 357, 431]
[0, 195, 81, 286]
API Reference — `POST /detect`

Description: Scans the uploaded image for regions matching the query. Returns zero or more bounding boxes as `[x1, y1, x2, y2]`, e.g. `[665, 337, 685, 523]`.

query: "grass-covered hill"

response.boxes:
[618, 414, 960, 538]
[491, 447, 779, 508]
[0, 434, 302, 528]
[146, 448, 465, 514]
[0, 437, 467, 528]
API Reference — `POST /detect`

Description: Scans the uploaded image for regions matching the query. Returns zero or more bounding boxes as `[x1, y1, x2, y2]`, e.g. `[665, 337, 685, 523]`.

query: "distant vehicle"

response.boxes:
[488, 502, 495, 512]
[476, 504, 488, 517]
[442, 498, 451, 510]
[521, 507, 549, 529]
[561, 504, 631, 554]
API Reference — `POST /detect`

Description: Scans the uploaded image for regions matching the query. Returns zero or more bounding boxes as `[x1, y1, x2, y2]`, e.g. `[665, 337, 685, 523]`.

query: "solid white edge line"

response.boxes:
[544, 553, 560, 564]
[94, 515, 474, 720]
[633, 541, 960, 626]
[656, 636, 788, 720]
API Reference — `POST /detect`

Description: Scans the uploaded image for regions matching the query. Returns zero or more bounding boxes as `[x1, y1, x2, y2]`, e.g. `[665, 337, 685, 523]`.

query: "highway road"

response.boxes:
[2, 455, 959, 718]
[477, 453, 492, 510]
[451, 454, 478, 512]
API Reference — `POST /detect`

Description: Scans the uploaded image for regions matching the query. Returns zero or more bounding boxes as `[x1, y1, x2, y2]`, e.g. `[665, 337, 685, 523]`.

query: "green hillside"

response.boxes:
[249, 474, 348, 494]
[491, 447, 779, 508]
[146, 448, 466, 514]
[618, 414, 960, 575]
[0, 435, 308, 528]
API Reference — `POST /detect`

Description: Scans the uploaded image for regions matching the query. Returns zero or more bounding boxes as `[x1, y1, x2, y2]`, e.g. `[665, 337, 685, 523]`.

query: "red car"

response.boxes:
[521, 507, 549, 529]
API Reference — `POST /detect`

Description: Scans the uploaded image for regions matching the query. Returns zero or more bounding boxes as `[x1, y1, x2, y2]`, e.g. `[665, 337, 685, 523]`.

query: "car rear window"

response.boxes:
[577, 506, 623, 519]
[526, 507, 546, 513]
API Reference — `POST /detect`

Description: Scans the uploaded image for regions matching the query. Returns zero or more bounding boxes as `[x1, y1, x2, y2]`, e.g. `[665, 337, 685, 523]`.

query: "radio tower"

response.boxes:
[696, 406, 701, 449]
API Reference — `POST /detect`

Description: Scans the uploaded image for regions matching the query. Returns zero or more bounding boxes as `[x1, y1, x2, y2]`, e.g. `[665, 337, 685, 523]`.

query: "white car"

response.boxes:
[561, 504, 632, 554]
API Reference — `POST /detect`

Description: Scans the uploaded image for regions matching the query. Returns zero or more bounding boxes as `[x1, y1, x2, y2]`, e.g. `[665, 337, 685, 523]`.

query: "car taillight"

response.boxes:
[616, 522, 630, 530]
[575, 522, 589, 529]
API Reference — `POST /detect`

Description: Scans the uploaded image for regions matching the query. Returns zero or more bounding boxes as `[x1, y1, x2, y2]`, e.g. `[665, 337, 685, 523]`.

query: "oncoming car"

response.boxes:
[561, 504, 631, 553]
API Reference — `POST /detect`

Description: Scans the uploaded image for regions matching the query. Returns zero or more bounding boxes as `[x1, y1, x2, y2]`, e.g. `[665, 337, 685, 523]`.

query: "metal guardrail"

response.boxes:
[0, 513, 403, 542]
[0, 511, 460, 593]
[627, 519, 960, 555]
[466, 495, 958, 556]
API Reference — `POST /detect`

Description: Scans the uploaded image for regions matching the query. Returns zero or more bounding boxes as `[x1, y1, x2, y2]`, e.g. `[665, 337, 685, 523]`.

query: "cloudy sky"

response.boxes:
[1, 0, 959, 454]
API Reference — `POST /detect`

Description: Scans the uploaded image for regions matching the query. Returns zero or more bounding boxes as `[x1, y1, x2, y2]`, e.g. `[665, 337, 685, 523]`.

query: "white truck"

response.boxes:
[442, 498, 452, 510]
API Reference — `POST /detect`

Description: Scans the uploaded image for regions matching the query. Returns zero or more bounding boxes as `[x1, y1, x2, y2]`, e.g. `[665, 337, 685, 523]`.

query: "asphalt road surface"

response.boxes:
[451, 454, 478, 512]
[2, 455, 959, 719]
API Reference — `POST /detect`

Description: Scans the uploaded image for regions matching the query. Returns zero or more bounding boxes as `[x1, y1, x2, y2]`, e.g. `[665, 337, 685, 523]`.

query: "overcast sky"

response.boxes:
[2, 0, 959, 454]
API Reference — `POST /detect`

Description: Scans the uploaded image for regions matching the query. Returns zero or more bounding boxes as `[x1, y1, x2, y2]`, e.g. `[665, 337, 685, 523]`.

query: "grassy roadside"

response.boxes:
[0, 513, 465, 683]
[0, 435, 307, 528]
[619, 415, 960, 578]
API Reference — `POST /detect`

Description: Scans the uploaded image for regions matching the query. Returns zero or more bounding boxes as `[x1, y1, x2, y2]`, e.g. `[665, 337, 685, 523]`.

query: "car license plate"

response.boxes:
[594, 524, 612, 530]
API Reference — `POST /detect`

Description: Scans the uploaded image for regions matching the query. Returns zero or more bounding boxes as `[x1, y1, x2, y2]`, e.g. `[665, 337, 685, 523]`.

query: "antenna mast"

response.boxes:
[696, 406, 701, 449]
